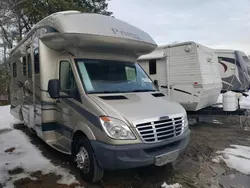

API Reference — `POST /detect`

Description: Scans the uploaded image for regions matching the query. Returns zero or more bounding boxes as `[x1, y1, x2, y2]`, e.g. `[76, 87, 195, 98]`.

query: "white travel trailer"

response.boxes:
[138, 41, 222, 111]
[215, 49, 250, 92]
[8, 11, 190, 182]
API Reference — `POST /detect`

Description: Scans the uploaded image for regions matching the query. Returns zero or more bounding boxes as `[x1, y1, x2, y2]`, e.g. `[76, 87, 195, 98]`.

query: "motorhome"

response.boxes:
[138, 41, 222, 111]
[215, 49, 250, 92]
[9, 11, 190, 182]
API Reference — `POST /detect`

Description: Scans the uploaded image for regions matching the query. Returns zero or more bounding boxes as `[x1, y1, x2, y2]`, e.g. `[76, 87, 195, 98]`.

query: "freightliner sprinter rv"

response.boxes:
[8, 11, 190, 182]
[138, 41, 222, 111]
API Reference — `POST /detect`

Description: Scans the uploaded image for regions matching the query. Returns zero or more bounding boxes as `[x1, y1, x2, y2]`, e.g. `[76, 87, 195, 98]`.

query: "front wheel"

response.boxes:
[74, 137, 104, 183]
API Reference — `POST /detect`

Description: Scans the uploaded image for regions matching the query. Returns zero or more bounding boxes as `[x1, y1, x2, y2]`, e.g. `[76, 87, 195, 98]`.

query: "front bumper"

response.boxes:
[91, 129, 190, 170]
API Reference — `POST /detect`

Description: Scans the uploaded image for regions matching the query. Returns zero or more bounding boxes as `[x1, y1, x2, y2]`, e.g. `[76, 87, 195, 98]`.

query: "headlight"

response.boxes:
[99, 116, 136, 140]
[183, 114, 188, 129]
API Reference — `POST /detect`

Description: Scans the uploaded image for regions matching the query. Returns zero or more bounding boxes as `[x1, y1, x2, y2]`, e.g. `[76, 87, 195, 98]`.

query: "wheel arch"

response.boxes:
[71, 123, 96, 156]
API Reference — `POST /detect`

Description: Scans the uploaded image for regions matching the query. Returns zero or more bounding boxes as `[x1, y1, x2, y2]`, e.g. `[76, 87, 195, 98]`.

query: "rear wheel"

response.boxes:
[74, 136, 104, 183]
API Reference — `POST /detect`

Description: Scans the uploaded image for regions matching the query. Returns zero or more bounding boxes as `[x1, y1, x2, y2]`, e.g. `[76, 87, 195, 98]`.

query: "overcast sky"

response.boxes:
[108, 0, 250, 54]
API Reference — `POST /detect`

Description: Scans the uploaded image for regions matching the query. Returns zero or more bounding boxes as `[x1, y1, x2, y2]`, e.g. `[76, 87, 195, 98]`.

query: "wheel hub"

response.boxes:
[75, 147, 90, 173]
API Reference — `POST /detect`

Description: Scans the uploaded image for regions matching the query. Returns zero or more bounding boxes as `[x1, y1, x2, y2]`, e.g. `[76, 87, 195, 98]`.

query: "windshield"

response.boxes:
[75, 59, 157, 94]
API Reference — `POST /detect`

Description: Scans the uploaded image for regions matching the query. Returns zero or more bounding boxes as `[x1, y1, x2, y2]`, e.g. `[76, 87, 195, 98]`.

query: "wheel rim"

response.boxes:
[75, 146, 90, 173]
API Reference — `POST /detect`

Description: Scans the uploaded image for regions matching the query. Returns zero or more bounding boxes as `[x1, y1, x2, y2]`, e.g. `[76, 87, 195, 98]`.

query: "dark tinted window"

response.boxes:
[23, 57, 27, 76]
[34, 48, 40, 74]
[149, 59, 157, 75]
[13, 62, 17, 77]
[27, 54, 32, 78]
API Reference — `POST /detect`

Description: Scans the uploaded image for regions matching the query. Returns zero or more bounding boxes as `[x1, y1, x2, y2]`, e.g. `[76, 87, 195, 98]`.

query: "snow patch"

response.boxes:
[215, 144, 250, 175]
[239, 91, 250, 109]
[161, 182, 182, 188]
[0, 106, 79, 187]
[212, 157, 220, 163]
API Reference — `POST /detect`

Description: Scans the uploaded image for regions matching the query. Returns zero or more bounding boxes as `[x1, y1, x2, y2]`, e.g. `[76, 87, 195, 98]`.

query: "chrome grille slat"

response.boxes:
[176, 129, 182, 133]
[137, 125, 153, 129]
[155, 124, 175, 130]
[139, 129, 154, 133]
[141, 132, 155, 137]
[156, 128, 174, 134]
[135, 116, 184, 143]
[153, 121, 173, 127]
[174, 122, 183, 127]
[157, 132, 175, 139]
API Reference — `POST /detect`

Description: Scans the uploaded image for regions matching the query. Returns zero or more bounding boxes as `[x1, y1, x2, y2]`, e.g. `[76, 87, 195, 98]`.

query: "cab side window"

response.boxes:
[27, 54, 32, 78]
[13, 62, 17, 77]
[22, 56, 27, 76]
[34, 48, 40, 74]
[60, 61, 80, 101]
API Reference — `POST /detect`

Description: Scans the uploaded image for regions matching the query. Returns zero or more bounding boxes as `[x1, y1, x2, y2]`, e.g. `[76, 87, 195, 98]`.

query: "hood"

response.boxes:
[88, 92, 186, 126]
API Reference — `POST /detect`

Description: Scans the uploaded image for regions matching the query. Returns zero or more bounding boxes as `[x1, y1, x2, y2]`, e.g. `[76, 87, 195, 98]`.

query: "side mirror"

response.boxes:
[153, 80, 159, 88]
[48, 79, 60, 99]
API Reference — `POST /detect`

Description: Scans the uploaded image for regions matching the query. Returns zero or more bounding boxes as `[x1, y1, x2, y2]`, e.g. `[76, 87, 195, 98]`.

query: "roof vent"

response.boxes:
[152, 93, 165, 97]
[99, 95, 128, 100]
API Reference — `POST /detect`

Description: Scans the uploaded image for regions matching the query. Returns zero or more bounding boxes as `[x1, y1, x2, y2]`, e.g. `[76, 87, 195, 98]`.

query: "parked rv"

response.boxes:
[215, 49, 250, 92]
[138, 41, 222, 111]
[8, 11, 190, 182]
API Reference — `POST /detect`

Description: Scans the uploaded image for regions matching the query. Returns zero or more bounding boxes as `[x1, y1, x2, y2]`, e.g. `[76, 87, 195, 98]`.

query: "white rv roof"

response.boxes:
[138, 41, 198, 60]
[137, 47, 165, 60]
[11, 11, 157, 57]
[215, 49, 236, 54]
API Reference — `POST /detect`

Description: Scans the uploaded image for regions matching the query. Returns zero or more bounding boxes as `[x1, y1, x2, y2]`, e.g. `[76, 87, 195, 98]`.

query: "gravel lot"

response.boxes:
[8, 115, 250, 188]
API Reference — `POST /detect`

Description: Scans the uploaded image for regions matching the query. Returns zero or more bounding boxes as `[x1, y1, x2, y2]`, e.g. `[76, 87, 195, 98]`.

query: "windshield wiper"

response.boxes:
[131, 89, 156, 93]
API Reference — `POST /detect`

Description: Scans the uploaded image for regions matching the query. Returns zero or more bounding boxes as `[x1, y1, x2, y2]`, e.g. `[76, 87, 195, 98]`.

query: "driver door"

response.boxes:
[55, 60, 81, 152]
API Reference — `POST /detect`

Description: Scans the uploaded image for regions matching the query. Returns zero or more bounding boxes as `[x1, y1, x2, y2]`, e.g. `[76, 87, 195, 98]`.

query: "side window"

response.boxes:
[22, 56, 27, 76]
[34, 48, 40, 74]
[27, 54, 32, 78]
[149, 59, 157, 75]
[125, 66, 136, 81]
[13, 62, 17, 77]
[60, 61, 81, 102]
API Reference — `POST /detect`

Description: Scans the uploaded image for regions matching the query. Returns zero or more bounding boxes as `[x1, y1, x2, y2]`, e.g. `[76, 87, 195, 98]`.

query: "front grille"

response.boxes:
[135, 117, 184, 143]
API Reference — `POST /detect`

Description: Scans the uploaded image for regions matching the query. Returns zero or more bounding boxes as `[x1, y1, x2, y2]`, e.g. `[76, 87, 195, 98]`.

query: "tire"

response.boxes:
[73, 136, 104, 183]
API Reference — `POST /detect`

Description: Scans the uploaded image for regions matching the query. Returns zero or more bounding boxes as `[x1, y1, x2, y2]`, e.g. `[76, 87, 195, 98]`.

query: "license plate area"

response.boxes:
[155, 149, 179, 166]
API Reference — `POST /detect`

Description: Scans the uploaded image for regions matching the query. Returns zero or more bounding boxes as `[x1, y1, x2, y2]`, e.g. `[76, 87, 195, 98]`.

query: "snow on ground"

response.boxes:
[0, 105, 80, 188]
[240, 91, 250, 109]
[214, 144, 250, 175]
[161, 182, 182, 188]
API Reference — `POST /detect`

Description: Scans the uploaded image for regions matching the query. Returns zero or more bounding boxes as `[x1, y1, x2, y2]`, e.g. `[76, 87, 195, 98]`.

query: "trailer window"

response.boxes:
[27, 54, 32, 78]
[149, 59, 157, 75]
[34, 48, 40, 74]
[22, 57, 27, 76]
[13, 62, 17, 77]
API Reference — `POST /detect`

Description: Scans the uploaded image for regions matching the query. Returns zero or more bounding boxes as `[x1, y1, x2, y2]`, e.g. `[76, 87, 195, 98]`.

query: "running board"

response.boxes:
[47, 141, 71, 155]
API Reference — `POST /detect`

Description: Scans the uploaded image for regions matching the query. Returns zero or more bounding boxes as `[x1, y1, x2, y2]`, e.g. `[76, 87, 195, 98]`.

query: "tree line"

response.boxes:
[0, 0, 112, 59]
[0, 0, 112, 101]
